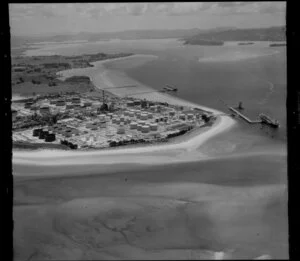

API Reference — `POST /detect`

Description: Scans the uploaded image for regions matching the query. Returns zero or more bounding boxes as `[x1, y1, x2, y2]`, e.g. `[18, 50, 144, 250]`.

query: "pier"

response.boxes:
[228, 107, 262, 124]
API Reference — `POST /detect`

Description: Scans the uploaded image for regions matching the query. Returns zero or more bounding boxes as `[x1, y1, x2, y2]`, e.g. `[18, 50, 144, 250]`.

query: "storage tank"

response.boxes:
[187, 113, 194, 120]
[127, 101, 134, 107]
[148, 113, 153, 119]
[179, 114, 186, 120]
[137, 124, 142, 131]
[150, 123, 158, 131]
[141, 125, 150, 133]
[149, 105, 156, 111]
[134, 100, 141, 106]
[99, 114, 106, 120]
[141, 113, 147, 120]
[136, 112, 141, 119]
[33, 128, 42, 137]
[117, 127, 125, 134]
[130, 122, 137, 129]
[45, 133, 56, 142]
[56, 100, 65, 106]
[169, 111, 175, 117]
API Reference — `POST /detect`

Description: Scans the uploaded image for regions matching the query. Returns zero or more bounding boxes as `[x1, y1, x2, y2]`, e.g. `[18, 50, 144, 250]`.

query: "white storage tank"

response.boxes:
[150, 123, 158, 131]
[117, 127, 125, 134]
[187, 113, 194, 120]
[136, 112, 141, 119]
[130, 122, 137, 129]
[169, 111, 175, 117]
[141, 125, 150, 133]
[140, 113, 147, 120]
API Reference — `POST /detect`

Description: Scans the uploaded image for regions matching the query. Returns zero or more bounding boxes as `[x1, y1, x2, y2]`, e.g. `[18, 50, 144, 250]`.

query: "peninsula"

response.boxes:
[12, 53, 226, 152]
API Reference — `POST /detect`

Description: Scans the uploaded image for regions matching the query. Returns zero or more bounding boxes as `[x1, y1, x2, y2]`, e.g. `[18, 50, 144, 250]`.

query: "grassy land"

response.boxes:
[11, 52, 133, 96]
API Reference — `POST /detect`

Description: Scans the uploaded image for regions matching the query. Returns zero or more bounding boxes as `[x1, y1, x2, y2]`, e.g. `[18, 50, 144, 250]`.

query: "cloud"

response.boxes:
[9, 2, 286, 21]
[213, 2, 286, 15]
[126, 3, 148, 16]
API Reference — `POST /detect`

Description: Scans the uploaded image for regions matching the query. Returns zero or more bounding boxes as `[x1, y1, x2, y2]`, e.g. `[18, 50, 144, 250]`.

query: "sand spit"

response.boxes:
[198, 50, 280, 63]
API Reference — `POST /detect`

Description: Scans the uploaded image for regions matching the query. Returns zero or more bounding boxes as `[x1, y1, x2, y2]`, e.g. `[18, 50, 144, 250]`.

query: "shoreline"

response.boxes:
[13, 54, 236, 167]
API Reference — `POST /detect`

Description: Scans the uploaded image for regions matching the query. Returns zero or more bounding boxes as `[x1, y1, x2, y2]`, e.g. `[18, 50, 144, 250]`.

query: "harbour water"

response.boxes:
[14, 39, 288, 259]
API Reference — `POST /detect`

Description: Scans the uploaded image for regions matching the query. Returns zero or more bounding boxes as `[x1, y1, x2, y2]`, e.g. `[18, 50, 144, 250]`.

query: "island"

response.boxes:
[183, 39, 224, 46]
[269, 43, 286, 47]
[238, 42, 254, 45]
[182, 26, 286, 46]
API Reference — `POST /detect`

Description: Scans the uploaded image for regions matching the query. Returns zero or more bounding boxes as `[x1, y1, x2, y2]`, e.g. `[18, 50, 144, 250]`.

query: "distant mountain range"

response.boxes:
[183, 26, 286, 45]
[11, 26, 285, 48]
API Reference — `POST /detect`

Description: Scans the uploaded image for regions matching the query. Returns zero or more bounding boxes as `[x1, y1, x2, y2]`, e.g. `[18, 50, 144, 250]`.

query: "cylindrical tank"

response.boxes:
[99, 114, 106, 120]
[179, 114, 186, 120]
[141, 125, 150, 133]
[127, 101, 134, 107]
[187, 113, 193, 120]
[136, 112, 141, 119]
[117, 127, 125, 134]
[141, 113, 147, 120]
[137, 124, 142, 131]
[130, 122, 137, 129]
[33, 129, 42, 137]
[169, 111, 175, 117]
[150, 123, 158, 131]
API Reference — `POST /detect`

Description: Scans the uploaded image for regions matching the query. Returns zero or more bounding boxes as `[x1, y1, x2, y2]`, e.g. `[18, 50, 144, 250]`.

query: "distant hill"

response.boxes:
[11, 29, 201, 47]
[10, 27, 239, 47]
[11, 26, 286, 49]
[183, 26, 286, 46]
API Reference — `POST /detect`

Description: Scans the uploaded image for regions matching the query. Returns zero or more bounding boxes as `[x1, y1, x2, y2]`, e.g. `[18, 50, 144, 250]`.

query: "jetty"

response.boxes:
[228, 107, 262, 124]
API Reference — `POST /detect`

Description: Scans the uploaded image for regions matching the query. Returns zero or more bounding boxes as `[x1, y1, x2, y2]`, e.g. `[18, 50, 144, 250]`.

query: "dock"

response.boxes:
[228, 107, 262, 124]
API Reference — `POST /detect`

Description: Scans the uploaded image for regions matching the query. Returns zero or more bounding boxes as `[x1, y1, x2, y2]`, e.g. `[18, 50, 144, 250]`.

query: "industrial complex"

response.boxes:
[12, 91, 214, 150]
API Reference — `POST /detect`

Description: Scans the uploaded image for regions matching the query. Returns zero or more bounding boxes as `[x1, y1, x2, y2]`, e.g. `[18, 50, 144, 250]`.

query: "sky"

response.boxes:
[9, 2, 286, 36]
